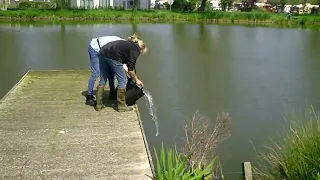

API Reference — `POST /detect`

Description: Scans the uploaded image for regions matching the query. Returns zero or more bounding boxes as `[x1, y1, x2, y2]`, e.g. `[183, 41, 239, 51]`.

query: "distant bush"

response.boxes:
[18, 2, 56, 9]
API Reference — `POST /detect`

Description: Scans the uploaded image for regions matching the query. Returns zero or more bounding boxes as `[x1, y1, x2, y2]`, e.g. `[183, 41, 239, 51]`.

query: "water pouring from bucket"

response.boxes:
[142, 89, 159, 136]
[124, 78, 159, 136]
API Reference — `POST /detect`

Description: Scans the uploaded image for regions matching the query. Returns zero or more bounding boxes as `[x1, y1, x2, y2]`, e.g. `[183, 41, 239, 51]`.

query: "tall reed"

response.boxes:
[254, 106, 320, 179]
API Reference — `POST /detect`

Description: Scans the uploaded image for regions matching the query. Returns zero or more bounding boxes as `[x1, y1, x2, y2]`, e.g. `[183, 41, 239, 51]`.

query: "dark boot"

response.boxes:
[85, 95, 96, 106]
[95, 86, 105, 111]
[109, 90, 117, 101]
[117, 88, 133, 112]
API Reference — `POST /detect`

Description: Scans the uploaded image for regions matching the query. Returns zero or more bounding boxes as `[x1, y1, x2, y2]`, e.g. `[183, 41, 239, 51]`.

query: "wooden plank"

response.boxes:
[242, 162, 253, 180]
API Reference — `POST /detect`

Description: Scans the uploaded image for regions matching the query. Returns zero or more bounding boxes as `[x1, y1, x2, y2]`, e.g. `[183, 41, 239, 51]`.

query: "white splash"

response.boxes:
[143, 89, 159, 136]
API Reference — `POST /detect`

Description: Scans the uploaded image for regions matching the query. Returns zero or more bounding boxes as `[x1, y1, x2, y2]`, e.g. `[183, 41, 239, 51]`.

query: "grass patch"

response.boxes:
[254, 106, 320, 179]
[150, 111, 231, 179]
[0, 9, 319, 26]
[152, 143, 216, 180]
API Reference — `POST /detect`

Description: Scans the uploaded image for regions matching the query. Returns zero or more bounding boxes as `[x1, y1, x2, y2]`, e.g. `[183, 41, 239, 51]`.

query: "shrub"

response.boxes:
[150, 111, 231, 179]
[18, 2, 56, 9]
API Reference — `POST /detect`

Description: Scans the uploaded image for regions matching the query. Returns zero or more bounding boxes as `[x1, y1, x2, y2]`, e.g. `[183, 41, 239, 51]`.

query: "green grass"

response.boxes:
[0, 8, 319, 26]
[254, 107, 320, 180]
[152, 143, 216, 180]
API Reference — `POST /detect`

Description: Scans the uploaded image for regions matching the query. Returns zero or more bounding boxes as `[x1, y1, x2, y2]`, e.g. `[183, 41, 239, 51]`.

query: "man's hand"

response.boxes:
[136, 79, 143, 87]
[128, 70, 143, 87]
[123, 64, 128, 72]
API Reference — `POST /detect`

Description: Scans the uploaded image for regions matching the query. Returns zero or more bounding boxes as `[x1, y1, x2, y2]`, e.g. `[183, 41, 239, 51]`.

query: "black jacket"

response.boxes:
[98, 40, 141, 71]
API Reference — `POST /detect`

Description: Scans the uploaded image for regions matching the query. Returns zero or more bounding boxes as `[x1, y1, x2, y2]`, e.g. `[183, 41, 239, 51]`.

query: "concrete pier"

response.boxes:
[0, 70, 153, 180]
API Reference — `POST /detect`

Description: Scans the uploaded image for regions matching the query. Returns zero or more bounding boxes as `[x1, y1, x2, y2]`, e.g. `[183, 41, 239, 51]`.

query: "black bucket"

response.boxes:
[114, 73, 145, 106]
[125, 78, 144, 106]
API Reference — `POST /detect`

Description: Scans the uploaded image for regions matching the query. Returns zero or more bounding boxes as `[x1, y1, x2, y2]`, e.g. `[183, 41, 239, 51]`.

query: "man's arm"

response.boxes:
[127, 70, 139, 82]
[128, 70, 143, 86]
[123, 64, 128, 72]
[127, 49, 139, 81]
[127, 48, 143, 86]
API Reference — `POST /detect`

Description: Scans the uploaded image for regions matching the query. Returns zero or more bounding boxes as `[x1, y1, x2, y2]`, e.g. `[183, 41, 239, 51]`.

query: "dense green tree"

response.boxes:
[164, 0, 197, 11]
[220, 0, 233, 11]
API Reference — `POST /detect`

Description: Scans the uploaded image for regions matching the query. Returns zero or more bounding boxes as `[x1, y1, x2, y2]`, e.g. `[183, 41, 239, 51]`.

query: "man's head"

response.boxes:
[128, 33, 147, 54]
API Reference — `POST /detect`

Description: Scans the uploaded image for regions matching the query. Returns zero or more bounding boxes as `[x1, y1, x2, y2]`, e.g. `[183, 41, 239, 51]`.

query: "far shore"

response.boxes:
[0, 9, 319, 27]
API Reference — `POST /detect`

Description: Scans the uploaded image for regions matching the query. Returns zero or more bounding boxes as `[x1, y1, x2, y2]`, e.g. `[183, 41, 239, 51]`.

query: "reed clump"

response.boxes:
[254, 106, 320, 179]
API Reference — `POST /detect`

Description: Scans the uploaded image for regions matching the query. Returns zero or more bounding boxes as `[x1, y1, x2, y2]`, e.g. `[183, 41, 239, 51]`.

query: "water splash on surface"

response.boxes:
[142, 89, 159, 136]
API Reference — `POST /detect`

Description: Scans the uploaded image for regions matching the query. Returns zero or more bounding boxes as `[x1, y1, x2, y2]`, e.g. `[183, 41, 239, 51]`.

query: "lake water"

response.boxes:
[1, 22, 320, 179]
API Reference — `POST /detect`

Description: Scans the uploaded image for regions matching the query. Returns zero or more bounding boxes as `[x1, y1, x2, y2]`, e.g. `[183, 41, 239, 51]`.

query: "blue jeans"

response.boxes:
[99, 56, 127, 89]
[87, 44, 114, 95]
